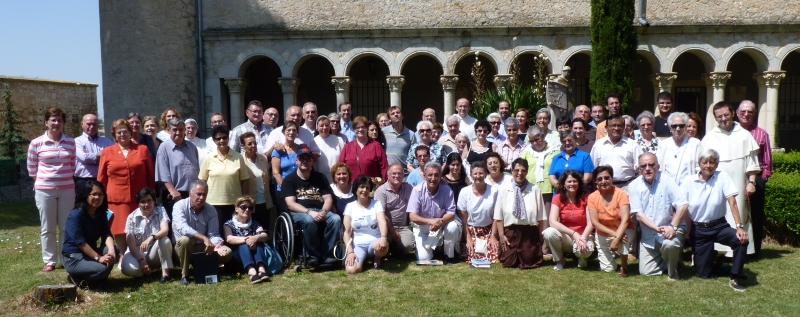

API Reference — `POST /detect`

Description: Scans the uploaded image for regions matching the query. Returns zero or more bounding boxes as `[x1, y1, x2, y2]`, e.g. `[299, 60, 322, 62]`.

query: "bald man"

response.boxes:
[264, 105, 320, 155]
[455, 98, 477, 140]
[737, 100, 772, 256]
[74, 114, 114, 190]
[263, 107, 279, 129]
[417, 108, 437, 140]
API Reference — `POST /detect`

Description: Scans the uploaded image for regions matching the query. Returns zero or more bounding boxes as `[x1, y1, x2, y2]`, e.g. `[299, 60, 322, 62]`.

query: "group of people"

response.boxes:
[28, 91, 770, 291]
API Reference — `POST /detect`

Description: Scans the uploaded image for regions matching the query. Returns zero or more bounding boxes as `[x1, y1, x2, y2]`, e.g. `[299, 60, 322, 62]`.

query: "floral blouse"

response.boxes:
[637, 137, 659, 154]
[223, 219, 264, 237]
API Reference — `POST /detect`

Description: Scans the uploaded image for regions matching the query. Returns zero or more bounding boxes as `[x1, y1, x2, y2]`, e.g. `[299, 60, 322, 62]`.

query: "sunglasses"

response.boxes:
[418, 129, 431, 133]
[671, 124, 686, 129]
[213, 136, 229, 141]
[238, 204, 253, 211]
[490, 121, 501, 125]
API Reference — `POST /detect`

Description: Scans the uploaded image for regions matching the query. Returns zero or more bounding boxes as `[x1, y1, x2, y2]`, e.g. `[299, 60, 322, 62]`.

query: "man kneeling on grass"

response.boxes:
[407, 162, 461, 263]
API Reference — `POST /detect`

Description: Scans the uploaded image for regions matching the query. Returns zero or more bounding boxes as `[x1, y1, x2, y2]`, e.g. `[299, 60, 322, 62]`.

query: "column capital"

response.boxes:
[278, 77, 299, 93]
[650, 72, 678, 92]
[701, 71, 732, 88]
[224, 78, 247, 93]
[331, 76, 351, 92]
[493, 74, 514, 94]
[440, 74, 459, 90]
[386, 75, 405, 93]
[753, 71, 786, 88]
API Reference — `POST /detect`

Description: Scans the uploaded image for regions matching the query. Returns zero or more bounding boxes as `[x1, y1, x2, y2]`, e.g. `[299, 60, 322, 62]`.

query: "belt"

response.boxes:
[693, 217, 726, 228]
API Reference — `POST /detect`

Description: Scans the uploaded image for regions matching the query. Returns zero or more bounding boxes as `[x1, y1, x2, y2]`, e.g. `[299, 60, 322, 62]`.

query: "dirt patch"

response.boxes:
[3, 289, 106, 317]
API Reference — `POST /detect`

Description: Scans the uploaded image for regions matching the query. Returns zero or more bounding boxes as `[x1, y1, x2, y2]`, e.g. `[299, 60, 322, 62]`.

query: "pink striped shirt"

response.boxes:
[743, 124, 772, 179]
[27, 133, 76, 190]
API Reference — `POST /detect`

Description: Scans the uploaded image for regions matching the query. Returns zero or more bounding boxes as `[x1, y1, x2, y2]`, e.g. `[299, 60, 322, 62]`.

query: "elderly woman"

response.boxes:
[542, 170, 595, 270]
[339, 116, 388, 183]
[498, 118, 526, 171]
[588, 165, 634, 276]
[143, 116, 162, 149]
[484, 152, 512, 187]
[184, 118, 207, 165]
[328, 112, 349, 143]
[344, 176, 389, 273]
[465, 120, 497, 166]
[549, 131, 594, 189]
[157, 108, 181, 144]
[622, 115, 637, 139]
[28, 107, 76, 272]
[454, 133, 471, 159]
[120, 188, 173, 282]
[572, 118, 595, 153]
[636, 111, 659, 155]
[99, 119, 156, 256]
[271, 121, 301, 212]
[127, 112, 157, 161]
[458, 162, 499, 264]
[330, 162, 356, 215]
[200, 125, 250, 234]
[376, 113, 391, 129]
[368, 120, 387, 149]
[494, 158, 548, 269]
[315, 115, 345, 182]
[520, 126, 560, 207]
[63, 180, 117, 287]
[515, 108, 531, 136]
[406, 145, 431, 187]
[224, 196, 275, 283]
[240, 131, 275, 228]
[442, 152, 471, 203]
[686, 112, 703, 138]
[487, 112, 507, 144]
[535, 108, 561, 146]
[407, 120, 443, 172]
[656, 112, 703, 185]
[682, 149, 749, 291]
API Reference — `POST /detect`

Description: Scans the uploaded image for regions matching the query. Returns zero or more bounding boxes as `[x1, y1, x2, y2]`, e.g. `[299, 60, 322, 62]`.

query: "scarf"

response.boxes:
[530, 144, 559, 183]
[232, 217, 252, 229]
[512, 180, 529, 220]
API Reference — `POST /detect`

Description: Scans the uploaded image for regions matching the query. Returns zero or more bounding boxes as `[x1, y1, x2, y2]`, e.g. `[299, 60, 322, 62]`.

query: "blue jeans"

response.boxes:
[289, 209, 342, 260]
[232, 243, 267, 272]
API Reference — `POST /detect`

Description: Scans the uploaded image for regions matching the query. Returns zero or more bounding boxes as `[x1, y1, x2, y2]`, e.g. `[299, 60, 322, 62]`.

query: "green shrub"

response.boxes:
[772, 151, 800, 174]
[765, 172, 800, 242]
[589, 0, 638, 111]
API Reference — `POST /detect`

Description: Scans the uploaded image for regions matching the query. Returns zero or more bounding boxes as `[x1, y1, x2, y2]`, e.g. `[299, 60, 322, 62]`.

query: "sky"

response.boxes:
[0, 1, 104, 117]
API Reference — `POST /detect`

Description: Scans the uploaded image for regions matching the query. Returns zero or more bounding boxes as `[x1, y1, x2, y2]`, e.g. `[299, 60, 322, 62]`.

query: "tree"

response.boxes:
[0, 83, 28, 160]
[589, 0, 638, 111]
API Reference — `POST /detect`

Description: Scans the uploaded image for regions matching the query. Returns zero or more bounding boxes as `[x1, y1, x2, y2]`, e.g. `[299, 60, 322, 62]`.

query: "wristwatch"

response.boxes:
[747, 180, 756, 185]
[671, 225, 678, 231]
[94, 255, 100, 261]
[151, 234, 157, 241]
[736, 223, 744, 228]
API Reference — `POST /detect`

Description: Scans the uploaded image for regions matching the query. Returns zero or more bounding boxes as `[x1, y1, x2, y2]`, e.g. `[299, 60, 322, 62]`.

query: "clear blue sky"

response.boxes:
[0, 1, 103, 118]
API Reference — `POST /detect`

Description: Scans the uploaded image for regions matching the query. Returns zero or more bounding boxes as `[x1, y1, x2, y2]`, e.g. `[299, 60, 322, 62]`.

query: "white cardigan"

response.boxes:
[493, 182, 547, 227]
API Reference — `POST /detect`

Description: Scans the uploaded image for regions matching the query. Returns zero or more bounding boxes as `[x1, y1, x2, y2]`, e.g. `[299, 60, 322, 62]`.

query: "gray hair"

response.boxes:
[667, 112, 689, 126]
[327, 112, 340, 120]
[527, 125, 544, 140]
[190, 179, 209, 192]
[446, 114, 461, 125]
[416, 120, 433, 131]
[503, 117, 519, 128]
[168, 118, 185, 128]
[487, 112, 501, 121]
[184, 118, 197, 126]
[622, 115, 636, 127]
[738, 100, 756, 110]
[535, 108, 551, 120]
[636, 111, 655, 127]
[423, 161, 442, 174]
[637, 152, 657, 163]
[302, 102, 317, 111]
[455, 132, 469, 142]
[698, 148, 720, 164]
[559, 130, 578, 142]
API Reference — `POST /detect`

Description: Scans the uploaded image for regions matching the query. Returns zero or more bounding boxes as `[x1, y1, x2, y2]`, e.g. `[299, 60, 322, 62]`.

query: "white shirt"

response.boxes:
[627, 173, 687, 249]
[460, 115, 477, 140]
[485, 173, 513, 188]
[314, 135, 345, 182]
[344, 200, 384, 244]
[682, 171, 738, 223]
[590, 136, 642, 182]
[493, 182, 547, 227]
[457, 185, 497, 227]
[245, 159, 266, 204]
[656, 135, 702, 185]
[265, 125, 321, 154]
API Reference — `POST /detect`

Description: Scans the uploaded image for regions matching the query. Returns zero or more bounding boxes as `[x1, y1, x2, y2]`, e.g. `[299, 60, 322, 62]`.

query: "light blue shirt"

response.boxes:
[340, 119, 356, 143]
[628, 173, 687, 249]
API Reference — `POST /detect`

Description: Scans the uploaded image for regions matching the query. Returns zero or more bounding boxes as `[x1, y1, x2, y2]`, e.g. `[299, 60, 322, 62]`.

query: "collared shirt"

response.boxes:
[74, 132, 114, 178]
[493, 182, 547, 227]
[62, 208, 112, 256]
[406, 183, 456, 219]
[27, 132, 76, 190]
[199, 150, 249, 205]
[487, 132, 506, 145]
[339, 139, 388, 182]
[125, 206, 170, 246]
[628, 173, 687, 249]
[590, 136, 641, 182]
[656, 135, 702, 186]
[683, 171, 738, 223]
[459, 115, 477, 140]
[155, 138, 200, 192]
[229, 120, 273, 155]
[407, 141, 444, 168]
[265, 125, 320, 154]
[589, 120, 598, 127]
[549, 149, 594, 179]
[743, 124, 773, 179]
[382, 125, 417, 167]
[340, 119, 356, 142]
[439, 133, 458, 156]
[374, 182, 414, 227]
[301, 122, 316, 135]
[498, 138, 526, 170]
[171, 198, 223, 245]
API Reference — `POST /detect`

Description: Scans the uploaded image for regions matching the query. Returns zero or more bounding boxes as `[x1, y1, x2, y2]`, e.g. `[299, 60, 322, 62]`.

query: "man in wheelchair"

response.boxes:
[281, 144, 342, 267]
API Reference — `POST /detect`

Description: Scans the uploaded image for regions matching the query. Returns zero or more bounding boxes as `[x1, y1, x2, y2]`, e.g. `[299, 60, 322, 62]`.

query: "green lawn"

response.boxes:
[2, 201, 799, 316]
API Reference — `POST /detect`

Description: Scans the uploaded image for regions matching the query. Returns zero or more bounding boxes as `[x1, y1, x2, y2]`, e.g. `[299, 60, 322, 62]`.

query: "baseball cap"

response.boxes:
[297, 144, 313, 157]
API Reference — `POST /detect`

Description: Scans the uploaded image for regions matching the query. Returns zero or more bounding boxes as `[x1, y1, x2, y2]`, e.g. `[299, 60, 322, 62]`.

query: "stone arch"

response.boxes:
[720, 44, 771, 73]
[287, 48, 341, 77]
[666, 45, 719, 73]
[636, 47, 662, 73]
[218, 47, 285, 78]
[341, 48, 394, 76]
[448, 48, 503, 74]
[394, 47, 447, 75]
[776, 44, 800, 70]
[556, 46, 592, 72]
[510, 47, 556, 74]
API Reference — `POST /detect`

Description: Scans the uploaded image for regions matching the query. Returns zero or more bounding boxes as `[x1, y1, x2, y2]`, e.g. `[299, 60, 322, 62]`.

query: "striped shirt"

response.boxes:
[125, 206, 170, 246]
[382, 125, 417, 167]
[74, 132, 114, 178]
[498, 138, 526, 171]
[27, 133, 76, 190]
[743, 124, 773, 179]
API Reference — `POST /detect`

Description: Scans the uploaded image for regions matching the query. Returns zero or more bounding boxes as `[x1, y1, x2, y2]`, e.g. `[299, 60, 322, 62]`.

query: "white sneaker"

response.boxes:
[553, 263, 564, 270]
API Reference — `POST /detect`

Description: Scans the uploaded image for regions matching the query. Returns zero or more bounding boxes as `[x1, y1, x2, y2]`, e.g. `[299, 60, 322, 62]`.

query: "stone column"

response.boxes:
[440, 74, 459, 119]
[331, 76, 351, 106]
[278, 77, 299, 114]
[650, 72, 678, 115]
[224, 78, 247, 125]
[701, 71, 732, 133]
[386, 75, 405, 108]
[753, 71, 786, 147]
[493, 74, 514, 96]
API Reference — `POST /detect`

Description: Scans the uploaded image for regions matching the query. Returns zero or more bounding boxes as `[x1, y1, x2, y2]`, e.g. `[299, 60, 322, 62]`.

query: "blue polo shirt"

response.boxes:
[62, 208, 113, 256]
[549, 149, 594, 179]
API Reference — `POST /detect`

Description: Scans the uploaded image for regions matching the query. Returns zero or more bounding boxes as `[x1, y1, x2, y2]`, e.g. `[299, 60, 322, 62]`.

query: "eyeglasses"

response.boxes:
[671, 124, 686, 129]
[213, 136, 229, 141]
[238, 204, 253, 211]
[490, 121, 501, 125]
[639, 163, 657, 169]
[596, 176, 612, 181]
[418, 129, 431, 134]
[475, 129, 487, 134]
[417, 154, 430, 159]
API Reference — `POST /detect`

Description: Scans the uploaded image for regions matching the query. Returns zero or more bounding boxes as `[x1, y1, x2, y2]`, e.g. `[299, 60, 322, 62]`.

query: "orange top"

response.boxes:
[587, 188, 633, 237]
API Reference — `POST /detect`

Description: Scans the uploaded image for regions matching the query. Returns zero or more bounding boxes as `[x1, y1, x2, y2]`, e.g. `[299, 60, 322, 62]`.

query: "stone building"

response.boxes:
[0, 76, 98, 140]
[100, 0, 800, 150]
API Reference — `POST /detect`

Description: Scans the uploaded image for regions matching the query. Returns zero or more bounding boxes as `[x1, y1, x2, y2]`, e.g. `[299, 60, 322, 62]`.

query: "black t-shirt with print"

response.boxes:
[654, 116, 672, 138]
[281, 171, 331, 210]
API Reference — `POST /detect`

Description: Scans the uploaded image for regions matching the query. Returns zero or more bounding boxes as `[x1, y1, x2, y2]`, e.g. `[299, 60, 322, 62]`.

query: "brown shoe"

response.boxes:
[42, 264, 55, 272]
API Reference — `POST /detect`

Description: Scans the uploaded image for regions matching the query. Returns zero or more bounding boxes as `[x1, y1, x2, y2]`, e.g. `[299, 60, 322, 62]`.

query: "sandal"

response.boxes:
[249, 274, 261, 284]
[618, 268, 628, 277]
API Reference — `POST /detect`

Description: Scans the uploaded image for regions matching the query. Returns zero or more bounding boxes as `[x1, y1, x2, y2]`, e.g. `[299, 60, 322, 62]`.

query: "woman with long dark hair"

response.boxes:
[542, 170, 595, 270]
[442, 152, 471, 204]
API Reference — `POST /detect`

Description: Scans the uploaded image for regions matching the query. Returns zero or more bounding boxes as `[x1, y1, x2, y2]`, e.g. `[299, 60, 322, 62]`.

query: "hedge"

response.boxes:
[765, 172, 800, 244]
[773, 151, 800, 174]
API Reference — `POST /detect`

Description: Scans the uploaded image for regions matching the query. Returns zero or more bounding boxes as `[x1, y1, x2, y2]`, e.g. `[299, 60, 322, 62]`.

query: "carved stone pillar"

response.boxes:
[278, 77, 299, 114]
[650, 72, 678, 115]
[701, 71, 732, 133]
[440, 74, 459, 119]
[753, 71, 786, 147]
[547, 73, 560, 81]
[386, 75, 405, 108]
[224, 78, 247, 125]
[493, 74, 514, 96]
[331, 76, 351, 106]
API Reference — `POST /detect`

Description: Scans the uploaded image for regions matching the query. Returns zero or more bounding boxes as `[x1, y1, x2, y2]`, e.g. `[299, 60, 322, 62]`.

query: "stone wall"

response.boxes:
[99, 0, 199, 126]
[0, 76, 97, 140]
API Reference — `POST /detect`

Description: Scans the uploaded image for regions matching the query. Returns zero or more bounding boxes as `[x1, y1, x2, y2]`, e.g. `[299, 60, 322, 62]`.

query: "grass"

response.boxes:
[2, 201, 800, 316]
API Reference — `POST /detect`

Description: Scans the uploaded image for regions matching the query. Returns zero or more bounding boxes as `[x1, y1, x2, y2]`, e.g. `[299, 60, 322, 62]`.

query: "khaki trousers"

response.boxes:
[639, 228, 685, 279]
[542, 227, 595, 263]
[175, 236, 232, 276]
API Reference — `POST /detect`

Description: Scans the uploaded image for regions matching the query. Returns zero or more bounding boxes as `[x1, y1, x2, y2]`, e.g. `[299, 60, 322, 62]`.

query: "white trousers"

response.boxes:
[120, 237, 174, 277]
[35, 188, 75, 265]
[542, 227, 595, 263]
[595, 229, 635, 273]
[413, 222, 461, 260]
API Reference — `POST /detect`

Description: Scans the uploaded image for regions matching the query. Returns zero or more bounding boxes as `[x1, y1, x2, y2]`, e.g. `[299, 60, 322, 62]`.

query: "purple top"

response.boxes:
[406, 182, 456, 219]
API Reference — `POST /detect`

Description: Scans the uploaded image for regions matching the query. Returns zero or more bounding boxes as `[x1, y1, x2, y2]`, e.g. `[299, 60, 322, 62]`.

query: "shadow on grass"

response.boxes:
[0, 201, 40, 230]
[753, 248, 791, 261]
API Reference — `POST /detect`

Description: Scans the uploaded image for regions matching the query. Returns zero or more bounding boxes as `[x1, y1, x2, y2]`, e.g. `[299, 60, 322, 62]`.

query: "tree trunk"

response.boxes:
[33, 285, 77, 306]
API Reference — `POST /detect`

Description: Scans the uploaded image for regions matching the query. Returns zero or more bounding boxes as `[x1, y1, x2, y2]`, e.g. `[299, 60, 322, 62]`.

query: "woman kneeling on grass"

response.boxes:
[223, 196, 274, 284]
[542, 170, 595, 270]
[120, 188, 173, 283]
[588, 165, 634, 277]
[343, 176, 389, 273]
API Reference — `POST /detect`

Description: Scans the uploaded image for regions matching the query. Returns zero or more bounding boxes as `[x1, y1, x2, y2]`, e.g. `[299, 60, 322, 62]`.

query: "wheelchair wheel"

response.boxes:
[333, 239, 346, 261]
[272, 213, 294, 270]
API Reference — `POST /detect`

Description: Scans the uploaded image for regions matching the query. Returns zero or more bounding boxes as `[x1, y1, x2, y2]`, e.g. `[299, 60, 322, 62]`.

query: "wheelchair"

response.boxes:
[272, 211, 346, 273]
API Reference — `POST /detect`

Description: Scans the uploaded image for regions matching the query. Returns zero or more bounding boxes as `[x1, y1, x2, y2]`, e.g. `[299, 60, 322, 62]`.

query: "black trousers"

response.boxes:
[692, 219, 748, 279]
[214, 205, 236, 235]
[750, 175, 767, 255]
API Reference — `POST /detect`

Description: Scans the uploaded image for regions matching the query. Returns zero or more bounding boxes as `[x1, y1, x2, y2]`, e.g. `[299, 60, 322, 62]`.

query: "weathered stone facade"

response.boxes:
[0, 76, 97, 140]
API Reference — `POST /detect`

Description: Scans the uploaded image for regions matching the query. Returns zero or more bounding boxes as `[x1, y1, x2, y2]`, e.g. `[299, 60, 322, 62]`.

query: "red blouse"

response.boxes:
[338, 139, 388, 183]
[552, 193, 589, 234]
